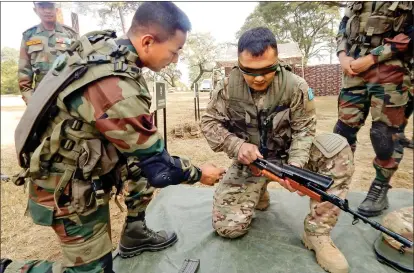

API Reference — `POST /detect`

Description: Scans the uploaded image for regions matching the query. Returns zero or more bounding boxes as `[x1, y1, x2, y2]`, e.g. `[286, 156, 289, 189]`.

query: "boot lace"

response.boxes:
[366, 182, 390, 202]
[142, 221, 162, 239]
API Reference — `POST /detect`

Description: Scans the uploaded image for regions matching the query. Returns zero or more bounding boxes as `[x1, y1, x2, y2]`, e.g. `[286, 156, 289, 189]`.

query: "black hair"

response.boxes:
[238, 27, 278, 57]
[128, 2, 192, 42]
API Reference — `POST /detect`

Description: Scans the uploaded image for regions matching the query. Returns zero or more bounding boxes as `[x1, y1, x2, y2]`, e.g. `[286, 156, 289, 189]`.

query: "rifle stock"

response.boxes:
[250, 158, 413, 249]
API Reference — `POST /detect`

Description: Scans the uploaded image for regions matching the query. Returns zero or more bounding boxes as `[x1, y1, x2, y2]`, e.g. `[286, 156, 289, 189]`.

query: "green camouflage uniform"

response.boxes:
[8, 33, 200, 273]
[201, 66, 354, 238]
[18, 23, 79, 104]
[333, 2, 413, 184]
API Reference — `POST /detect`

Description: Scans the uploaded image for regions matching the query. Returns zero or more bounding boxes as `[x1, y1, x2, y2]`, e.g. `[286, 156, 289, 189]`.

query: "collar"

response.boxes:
[115, 35, 144, 67]
[36, 22, 63, 33]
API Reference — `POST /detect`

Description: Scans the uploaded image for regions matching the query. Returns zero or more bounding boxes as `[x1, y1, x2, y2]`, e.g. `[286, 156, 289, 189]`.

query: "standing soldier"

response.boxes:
[18, 1, 79, 104]
[202, 27, 355, 273]
[334, 2, 413, 217]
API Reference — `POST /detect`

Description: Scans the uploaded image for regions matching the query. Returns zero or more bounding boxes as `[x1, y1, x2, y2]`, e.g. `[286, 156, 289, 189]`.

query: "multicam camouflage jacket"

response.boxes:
[201, 66, 316, 168]
[18, 22, 79, 103]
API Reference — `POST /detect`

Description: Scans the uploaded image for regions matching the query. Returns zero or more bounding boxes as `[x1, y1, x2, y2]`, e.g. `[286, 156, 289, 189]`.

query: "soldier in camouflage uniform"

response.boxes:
[18, 1, 79, 104]
[2, 2, 224, 273]
[333, 2, 413, 217]
[201, 27, 355, 273]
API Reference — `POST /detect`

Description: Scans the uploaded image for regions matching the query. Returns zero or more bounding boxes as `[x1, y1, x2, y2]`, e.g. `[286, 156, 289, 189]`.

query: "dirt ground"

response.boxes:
[1, 92, 413, 262]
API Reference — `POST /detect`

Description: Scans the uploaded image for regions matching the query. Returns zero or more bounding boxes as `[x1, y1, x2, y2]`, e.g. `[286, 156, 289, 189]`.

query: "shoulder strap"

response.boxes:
[15, 30, 142, 168]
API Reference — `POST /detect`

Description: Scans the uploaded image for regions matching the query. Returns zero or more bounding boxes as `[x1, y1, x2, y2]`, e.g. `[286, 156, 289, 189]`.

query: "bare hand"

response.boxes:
[350, 54, 376, 74]
[199, 163, 226, 186]
[339, 52, 358, 77]
[237, 143, 263, 165]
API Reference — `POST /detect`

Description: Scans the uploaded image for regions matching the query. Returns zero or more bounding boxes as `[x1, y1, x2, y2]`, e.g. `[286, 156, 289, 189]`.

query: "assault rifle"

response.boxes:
[250, 158, 413, 250]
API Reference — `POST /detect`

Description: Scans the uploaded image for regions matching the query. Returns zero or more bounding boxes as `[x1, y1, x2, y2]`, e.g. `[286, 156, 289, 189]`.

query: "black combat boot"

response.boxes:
[399, 134, 414, 149]
[119, 212, 178, 258]
[0, 259, 12, 273]
[357, 179, 391, 217]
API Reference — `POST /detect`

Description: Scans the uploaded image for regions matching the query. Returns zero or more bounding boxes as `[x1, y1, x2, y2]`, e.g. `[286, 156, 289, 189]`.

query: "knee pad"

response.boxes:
[370, 122, 397, 160]
[333, 120, 359, 145]
[215, 226, 248, 239]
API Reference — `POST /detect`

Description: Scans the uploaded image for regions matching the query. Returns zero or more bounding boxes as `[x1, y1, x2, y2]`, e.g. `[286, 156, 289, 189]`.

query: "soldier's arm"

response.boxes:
[18, 35, 34, 104]
[369, 29, 413, 64]
[336, 10, 350, 56]
[201, 81, 245, 159]
[287, 79, 316, 168]
[68, 76, 201, 187]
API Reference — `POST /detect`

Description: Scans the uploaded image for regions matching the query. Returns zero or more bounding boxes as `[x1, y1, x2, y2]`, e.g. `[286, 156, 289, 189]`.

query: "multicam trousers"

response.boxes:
[212, 135, 355, 238]
[5, 175, 153, 273]
[334, 59, 412, 183]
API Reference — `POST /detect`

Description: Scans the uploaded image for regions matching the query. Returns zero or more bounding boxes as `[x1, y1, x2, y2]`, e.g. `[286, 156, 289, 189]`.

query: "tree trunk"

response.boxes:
[118, 7, 126, 34]
[191, 64, 205, 89]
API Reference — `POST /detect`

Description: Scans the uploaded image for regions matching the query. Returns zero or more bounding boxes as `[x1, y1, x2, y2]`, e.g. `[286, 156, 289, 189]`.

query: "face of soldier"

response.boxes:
[34, 3, 57, 24]
[238, 46, 278, 92]
[139, 30, 186, 72]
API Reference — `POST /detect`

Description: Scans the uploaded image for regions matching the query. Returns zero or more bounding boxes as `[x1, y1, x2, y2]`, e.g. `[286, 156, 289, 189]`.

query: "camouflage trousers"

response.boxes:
[5, 174, 153, 273]
[334, 61, 412, 183]
[212, 136, 354, 238]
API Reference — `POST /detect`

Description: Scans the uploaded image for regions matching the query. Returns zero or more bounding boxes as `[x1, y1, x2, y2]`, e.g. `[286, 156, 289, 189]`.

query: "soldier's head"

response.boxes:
[33, 2, 57, 24]
[128, 2, 191, 72]
[238, 27, 278, 92]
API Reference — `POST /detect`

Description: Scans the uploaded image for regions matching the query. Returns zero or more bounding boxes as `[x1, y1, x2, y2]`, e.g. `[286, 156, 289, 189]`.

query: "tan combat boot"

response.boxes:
[302, 232, 349, 273]
[256, 187, 270, 211]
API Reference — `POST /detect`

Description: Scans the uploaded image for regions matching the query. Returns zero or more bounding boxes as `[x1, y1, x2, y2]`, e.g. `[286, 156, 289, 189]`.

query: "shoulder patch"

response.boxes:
[22, 26, 37, 38]
[308, 88, 315, 101]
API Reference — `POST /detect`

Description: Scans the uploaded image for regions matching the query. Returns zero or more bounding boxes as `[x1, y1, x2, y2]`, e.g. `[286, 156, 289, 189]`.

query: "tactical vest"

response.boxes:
[225, 65, 301, 160]
[14, 30, 144, 215]
[345, 1, 413, 57]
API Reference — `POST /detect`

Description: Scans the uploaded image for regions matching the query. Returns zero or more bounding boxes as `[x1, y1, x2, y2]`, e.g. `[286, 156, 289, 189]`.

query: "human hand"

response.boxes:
[237, 143, 263, 165]
[350, 54, 376, 74]
[339, 51, 358, 76]
[199, 163, 226, 186]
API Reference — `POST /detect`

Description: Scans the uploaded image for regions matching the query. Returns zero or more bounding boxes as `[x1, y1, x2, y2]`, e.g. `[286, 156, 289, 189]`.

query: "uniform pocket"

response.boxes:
[28, 43, 44, 54]
[71, 178, 96, 215]
[28, 198, 54, 226]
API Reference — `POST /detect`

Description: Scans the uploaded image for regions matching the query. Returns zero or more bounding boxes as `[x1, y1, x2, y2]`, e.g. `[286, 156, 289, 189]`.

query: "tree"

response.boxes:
[157, 63, 182, 87]
[181, 32, 220, 88]
[1, 47, 19, 95]
[237, 2, 340, 65]
[1, 47, 19, 62]
[76, 2, 141, 34]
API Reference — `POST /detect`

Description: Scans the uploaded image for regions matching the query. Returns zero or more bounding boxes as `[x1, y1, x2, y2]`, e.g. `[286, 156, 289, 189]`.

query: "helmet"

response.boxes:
[374, 206, 413, 272]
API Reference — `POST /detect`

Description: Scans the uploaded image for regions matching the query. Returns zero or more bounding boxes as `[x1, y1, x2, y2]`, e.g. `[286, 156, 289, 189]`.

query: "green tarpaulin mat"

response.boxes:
[113, 185, 413, 273]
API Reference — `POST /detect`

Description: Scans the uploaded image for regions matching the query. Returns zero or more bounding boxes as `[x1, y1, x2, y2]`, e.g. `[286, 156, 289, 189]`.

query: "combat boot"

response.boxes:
[119, 214, 178, 258]
[302, 233, 349, 273]
[357, 179, 391, 217]
[0, 259, 12, 273]
[256, 190, 270, 211]
[399, 135, 414, 149]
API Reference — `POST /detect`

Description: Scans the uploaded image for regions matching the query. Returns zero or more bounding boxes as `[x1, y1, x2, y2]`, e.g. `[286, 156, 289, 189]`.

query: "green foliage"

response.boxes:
[181, 32, 220, 88]
[237, 2, 340, 65]
[1, 47, 19, 95]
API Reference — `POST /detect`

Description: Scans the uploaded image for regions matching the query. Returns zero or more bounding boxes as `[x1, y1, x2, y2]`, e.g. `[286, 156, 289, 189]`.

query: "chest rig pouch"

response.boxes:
[347, 1, 413, 57]
[14, 29, 143, 215]
[226, 64, 294, 161]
